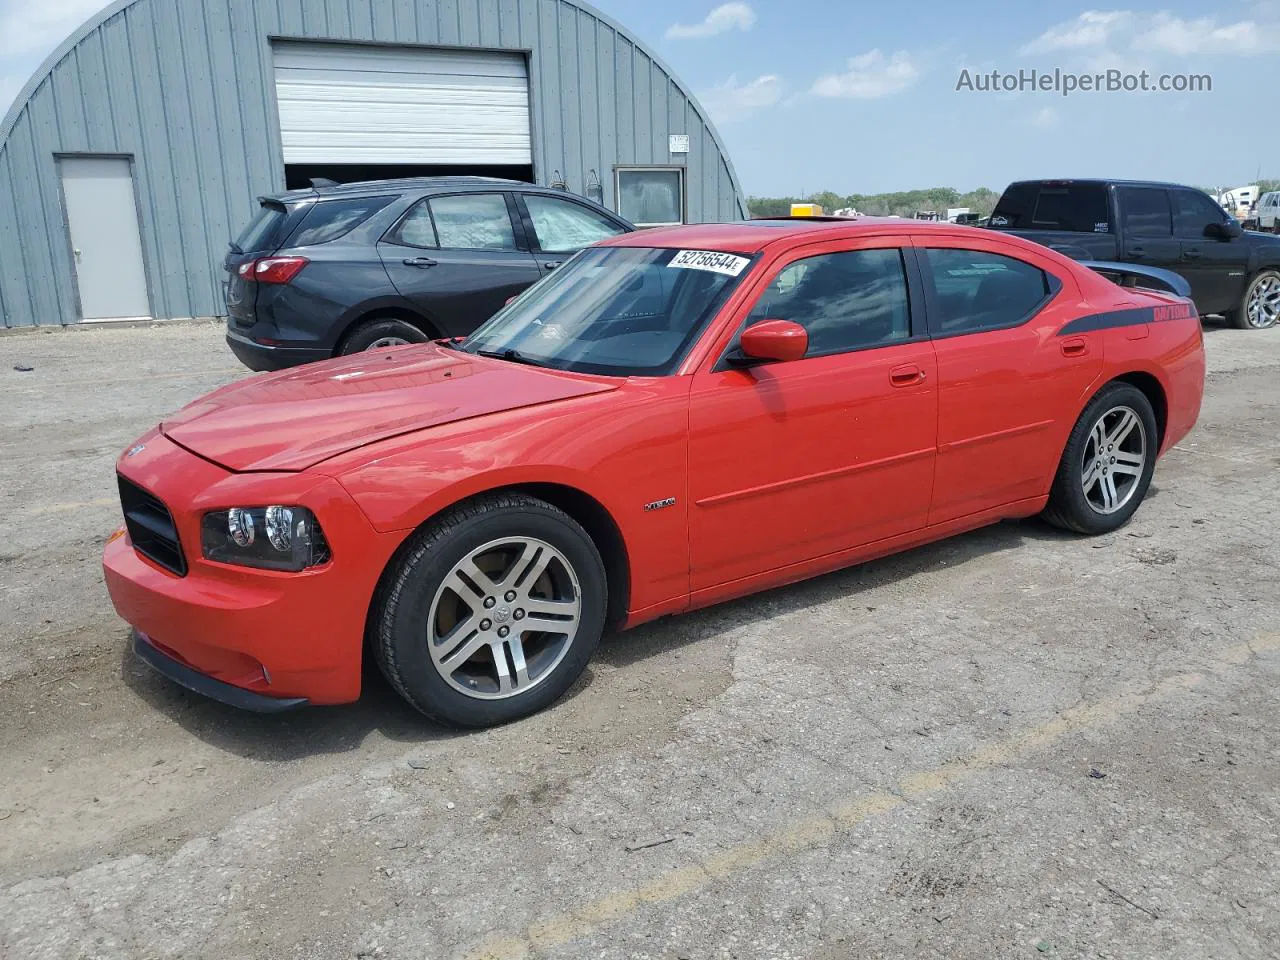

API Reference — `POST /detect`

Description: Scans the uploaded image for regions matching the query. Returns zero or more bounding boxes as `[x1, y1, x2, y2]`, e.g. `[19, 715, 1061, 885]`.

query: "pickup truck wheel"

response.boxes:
[1042, 384, 1158, 535]
[1226, 270, 1280, 330]
[337, 318, 431, 355]
[371, 493, 607, 728]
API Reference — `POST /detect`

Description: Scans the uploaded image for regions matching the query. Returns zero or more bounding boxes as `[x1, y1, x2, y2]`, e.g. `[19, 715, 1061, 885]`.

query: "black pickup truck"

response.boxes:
[988, 179, 1280, 329]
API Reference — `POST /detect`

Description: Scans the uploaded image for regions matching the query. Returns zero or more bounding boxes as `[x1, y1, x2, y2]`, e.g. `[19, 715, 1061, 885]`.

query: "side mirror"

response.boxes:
[733, 319, 809, 364]
[1206, 220, 1244, 240]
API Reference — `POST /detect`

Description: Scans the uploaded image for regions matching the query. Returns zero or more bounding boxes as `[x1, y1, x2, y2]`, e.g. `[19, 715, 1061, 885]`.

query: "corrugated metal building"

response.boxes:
[0, 0, 746, 327]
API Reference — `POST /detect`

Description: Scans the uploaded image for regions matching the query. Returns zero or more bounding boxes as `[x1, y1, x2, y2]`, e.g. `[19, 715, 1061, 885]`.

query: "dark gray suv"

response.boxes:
[224, 177, 633, 371]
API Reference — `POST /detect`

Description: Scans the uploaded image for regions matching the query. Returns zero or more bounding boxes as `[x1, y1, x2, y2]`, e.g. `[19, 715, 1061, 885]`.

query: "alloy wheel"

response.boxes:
[1080, 405, 1147, 514]
[427, 537, 582, 700]
[1246, 274, 1280, 328]
[367, 336, 411, 349]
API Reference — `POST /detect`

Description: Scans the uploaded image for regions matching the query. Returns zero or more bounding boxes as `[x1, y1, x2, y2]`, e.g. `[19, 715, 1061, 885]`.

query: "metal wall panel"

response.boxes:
[0, 0, 746, 326]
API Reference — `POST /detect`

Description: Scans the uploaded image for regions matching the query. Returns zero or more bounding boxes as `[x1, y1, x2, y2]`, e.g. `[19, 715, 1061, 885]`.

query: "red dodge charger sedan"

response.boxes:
[104, 218, 1205, 727]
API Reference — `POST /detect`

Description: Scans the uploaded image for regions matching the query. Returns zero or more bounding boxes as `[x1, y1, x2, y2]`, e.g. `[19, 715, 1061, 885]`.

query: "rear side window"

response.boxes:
[1116, 187, 1172, 237]
[744, 248, 912, 355]
[289, 196, 394, 246]
[991, 183, 1110, 233]
[234, 203, 286, 254]
[1173, 189, 1227, 237]
[923, 249, 1051, 335]
[430, 193, 518, 251]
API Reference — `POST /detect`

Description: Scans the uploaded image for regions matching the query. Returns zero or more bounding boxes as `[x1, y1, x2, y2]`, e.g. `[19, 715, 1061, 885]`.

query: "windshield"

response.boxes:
[461, 246, 754, 376]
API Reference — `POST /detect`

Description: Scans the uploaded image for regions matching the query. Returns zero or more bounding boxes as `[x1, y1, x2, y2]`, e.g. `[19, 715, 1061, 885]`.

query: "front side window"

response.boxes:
[290, 196, 394, 246]
[524, 195, 627, 253]
[616, 168, 684, 227]
[1173, 189, 1227, 237]
[1117, 187, 1173, 237]
[463, 246, 751, 376]
[429, 193, 517, 250]
[744, 248, 911, 356]
[923, 248, 1051, 335]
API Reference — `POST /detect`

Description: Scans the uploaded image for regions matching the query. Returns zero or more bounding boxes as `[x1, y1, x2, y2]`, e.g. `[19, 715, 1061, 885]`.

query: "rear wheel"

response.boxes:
[371, 494, 606, 728]
[1042, 383, 1158, 535]
[1225, 269, 1280, 330]
[338, 317, 431, 355]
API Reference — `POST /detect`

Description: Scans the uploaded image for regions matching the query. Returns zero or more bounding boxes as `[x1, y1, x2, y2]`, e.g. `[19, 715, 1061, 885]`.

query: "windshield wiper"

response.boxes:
[475, 347, 544, 367]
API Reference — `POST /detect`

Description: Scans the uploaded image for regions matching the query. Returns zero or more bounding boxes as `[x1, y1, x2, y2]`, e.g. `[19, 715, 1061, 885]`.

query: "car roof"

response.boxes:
[1004, 178, 1202, 191]
[264, 176, 570, 203]
[597, 217, 1001, 254]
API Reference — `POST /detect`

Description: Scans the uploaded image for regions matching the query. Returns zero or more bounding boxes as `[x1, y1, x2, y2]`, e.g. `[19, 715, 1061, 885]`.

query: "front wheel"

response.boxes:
[371, 494, 607, 728]
[1225, 269, 1280, 330]
[1042, 384, 1159, 535]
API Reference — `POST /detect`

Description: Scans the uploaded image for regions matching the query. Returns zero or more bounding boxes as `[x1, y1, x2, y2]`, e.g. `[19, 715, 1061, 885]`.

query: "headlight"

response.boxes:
[201, 506, 330, 571]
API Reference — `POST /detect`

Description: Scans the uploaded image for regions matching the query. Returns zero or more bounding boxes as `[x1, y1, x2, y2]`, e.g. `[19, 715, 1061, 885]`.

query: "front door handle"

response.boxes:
[1183, 248, 1203, 260]
[889, 363, 926, 387]
[1060, 337, 1089, 357]
[403, 256, 437, 267]
[1128, 246, 1146, 257]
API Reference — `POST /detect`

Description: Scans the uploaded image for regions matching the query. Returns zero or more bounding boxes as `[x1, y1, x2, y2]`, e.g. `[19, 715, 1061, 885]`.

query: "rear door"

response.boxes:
[916, 239, 1103, 525]
[1114, 185, 1179, 273]
[378, 192, 540, 336]
[1172, 187, 1252, 314]
[514, 192, 630, 276]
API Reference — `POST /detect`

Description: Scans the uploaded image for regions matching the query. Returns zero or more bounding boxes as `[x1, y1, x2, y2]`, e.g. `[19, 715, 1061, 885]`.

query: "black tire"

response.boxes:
[1224, 269, 1280, 330]
[371, 493, 607, 728]
[337, 317, 431, 355]
[1042, 383, 1159, 535]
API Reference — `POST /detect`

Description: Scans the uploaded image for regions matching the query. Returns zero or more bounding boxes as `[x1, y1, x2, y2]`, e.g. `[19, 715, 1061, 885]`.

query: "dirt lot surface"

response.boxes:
[1, 321, 1278, 960]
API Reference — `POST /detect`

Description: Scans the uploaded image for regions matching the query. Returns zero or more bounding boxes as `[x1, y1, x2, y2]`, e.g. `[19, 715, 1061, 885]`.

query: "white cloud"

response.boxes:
[697, 73, 781, 123]
[1021, 9, 1280, 60]
[0, 0, 110, 58]
[811, 50, 918, 99]
[665, 2, 756, 40]
[1030, 106, 1060, 130]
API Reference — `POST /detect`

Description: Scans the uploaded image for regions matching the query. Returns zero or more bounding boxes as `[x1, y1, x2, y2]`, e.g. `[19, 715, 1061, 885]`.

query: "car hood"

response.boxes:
[161, 345, 618, 472]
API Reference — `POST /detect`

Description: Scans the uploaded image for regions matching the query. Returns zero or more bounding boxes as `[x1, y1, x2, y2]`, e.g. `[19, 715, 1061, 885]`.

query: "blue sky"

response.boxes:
[3, 0, 1277, 196]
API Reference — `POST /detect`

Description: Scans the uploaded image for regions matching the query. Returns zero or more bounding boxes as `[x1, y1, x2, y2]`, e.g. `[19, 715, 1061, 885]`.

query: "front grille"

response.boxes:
[118, 475, 187, 576]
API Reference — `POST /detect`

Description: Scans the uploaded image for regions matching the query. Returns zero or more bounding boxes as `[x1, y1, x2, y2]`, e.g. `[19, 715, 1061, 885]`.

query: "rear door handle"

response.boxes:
[543, 261, 562, 270]
[1183, 249, 1203, 260]
[402, 256, 437, 267]
[889, 363, 926, 387]
[1128, 246, 1146, 257]
[1060, 337, 1089, 357]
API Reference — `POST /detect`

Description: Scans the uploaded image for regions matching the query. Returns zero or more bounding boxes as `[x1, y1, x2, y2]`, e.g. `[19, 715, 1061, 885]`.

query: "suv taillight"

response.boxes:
[237, 256, 309, 284]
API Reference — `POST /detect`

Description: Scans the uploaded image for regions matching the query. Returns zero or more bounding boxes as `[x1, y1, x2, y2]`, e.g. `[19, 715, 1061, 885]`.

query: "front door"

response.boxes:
[60, 157, 150, 321]
[688, 238, 937, 592]
[1172, 187, 1252, 314]
[916, 239, 1104, 525]
[379, 192, 540, 337]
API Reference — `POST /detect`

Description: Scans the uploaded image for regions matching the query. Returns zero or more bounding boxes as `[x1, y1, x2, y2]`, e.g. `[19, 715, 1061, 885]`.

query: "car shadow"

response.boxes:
[120, 515, 1080, 760]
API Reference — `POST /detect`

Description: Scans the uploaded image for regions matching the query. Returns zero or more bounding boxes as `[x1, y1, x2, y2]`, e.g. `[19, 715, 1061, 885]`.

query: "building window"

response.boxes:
[616, 167, 685, 227]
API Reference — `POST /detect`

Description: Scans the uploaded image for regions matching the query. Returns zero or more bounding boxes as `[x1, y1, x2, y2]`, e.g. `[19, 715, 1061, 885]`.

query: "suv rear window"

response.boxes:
[234, 203, 286, 254]
[991, 182, 1111, 233]
[289, 196, 394, 247]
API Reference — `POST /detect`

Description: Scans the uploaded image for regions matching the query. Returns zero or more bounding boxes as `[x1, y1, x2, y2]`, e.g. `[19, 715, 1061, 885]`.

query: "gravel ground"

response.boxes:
[0, 320, 1277, 960]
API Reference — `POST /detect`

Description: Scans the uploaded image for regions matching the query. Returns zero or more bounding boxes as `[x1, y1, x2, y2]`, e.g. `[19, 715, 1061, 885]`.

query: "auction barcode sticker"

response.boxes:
[668, 249, 751, 277]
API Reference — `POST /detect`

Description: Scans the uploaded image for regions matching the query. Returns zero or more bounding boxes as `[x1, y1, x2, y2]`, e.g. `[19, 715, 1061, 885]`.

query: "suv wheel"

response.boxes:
[338, 318, 431, 355]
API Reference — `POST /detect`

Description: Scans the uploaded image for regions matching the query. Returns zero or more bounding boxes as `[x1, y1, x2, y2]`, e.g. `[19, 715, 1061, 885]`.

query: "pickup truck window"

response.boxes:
[1116, 187, 1173, 237]
[1173, 189, 1227, 237]
[990, 182, 1110, 233]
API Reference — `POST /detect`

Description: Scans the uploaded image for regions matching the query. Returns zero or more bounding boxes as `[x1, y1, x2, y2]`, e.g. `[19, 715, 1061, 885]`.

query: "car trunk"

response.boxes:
[223, 199, 299, 330]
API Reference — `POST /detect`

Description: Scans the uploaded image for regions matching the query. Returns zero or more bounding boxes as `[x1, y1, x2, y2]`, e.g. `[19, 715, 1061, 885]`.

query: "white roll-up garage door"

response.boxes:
[272, 42, 532, 165]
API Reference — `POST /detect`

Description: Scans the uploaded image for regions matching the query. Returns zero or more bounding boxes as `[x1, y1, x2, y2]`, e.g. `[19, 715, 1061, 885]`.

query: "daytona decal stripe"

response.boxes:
[1058, 307, 1153, 335]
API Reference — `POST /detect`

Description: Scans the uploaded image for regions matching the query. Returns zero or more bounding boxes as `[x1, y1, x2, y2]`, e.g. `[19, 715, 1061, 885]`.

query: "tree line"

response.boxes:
[747, 187, 1001, 219]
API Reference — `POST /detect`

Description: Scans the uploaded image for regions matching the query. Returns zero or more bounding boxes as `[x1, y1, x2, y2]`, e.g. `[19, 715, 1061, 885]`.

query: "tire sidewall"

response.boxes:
[1053, 385, 1159, 534]
[380, 504, 606, 727]
[339, 318, 431, 355]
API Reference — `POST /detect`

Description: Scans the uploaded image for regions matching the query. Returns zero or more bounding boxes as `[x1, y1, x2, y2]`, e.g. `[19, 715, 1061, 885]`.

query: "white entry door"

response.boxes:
[60, 157, 150, 321]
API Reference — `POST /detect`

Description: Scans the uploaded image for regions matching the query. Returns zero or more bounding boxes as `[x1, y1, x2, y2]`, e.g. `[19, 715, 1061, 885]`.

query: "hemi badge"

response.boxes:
[644, 497, 677, 512]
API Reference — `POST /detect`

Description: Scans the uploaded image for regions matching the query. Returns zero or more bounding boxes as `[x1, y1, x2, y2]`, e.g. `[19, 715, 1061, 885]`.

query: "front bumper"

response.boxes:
[226, 329, 329, 372]
[104, 432, 402, 707]
[132, 630, 308, 712]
